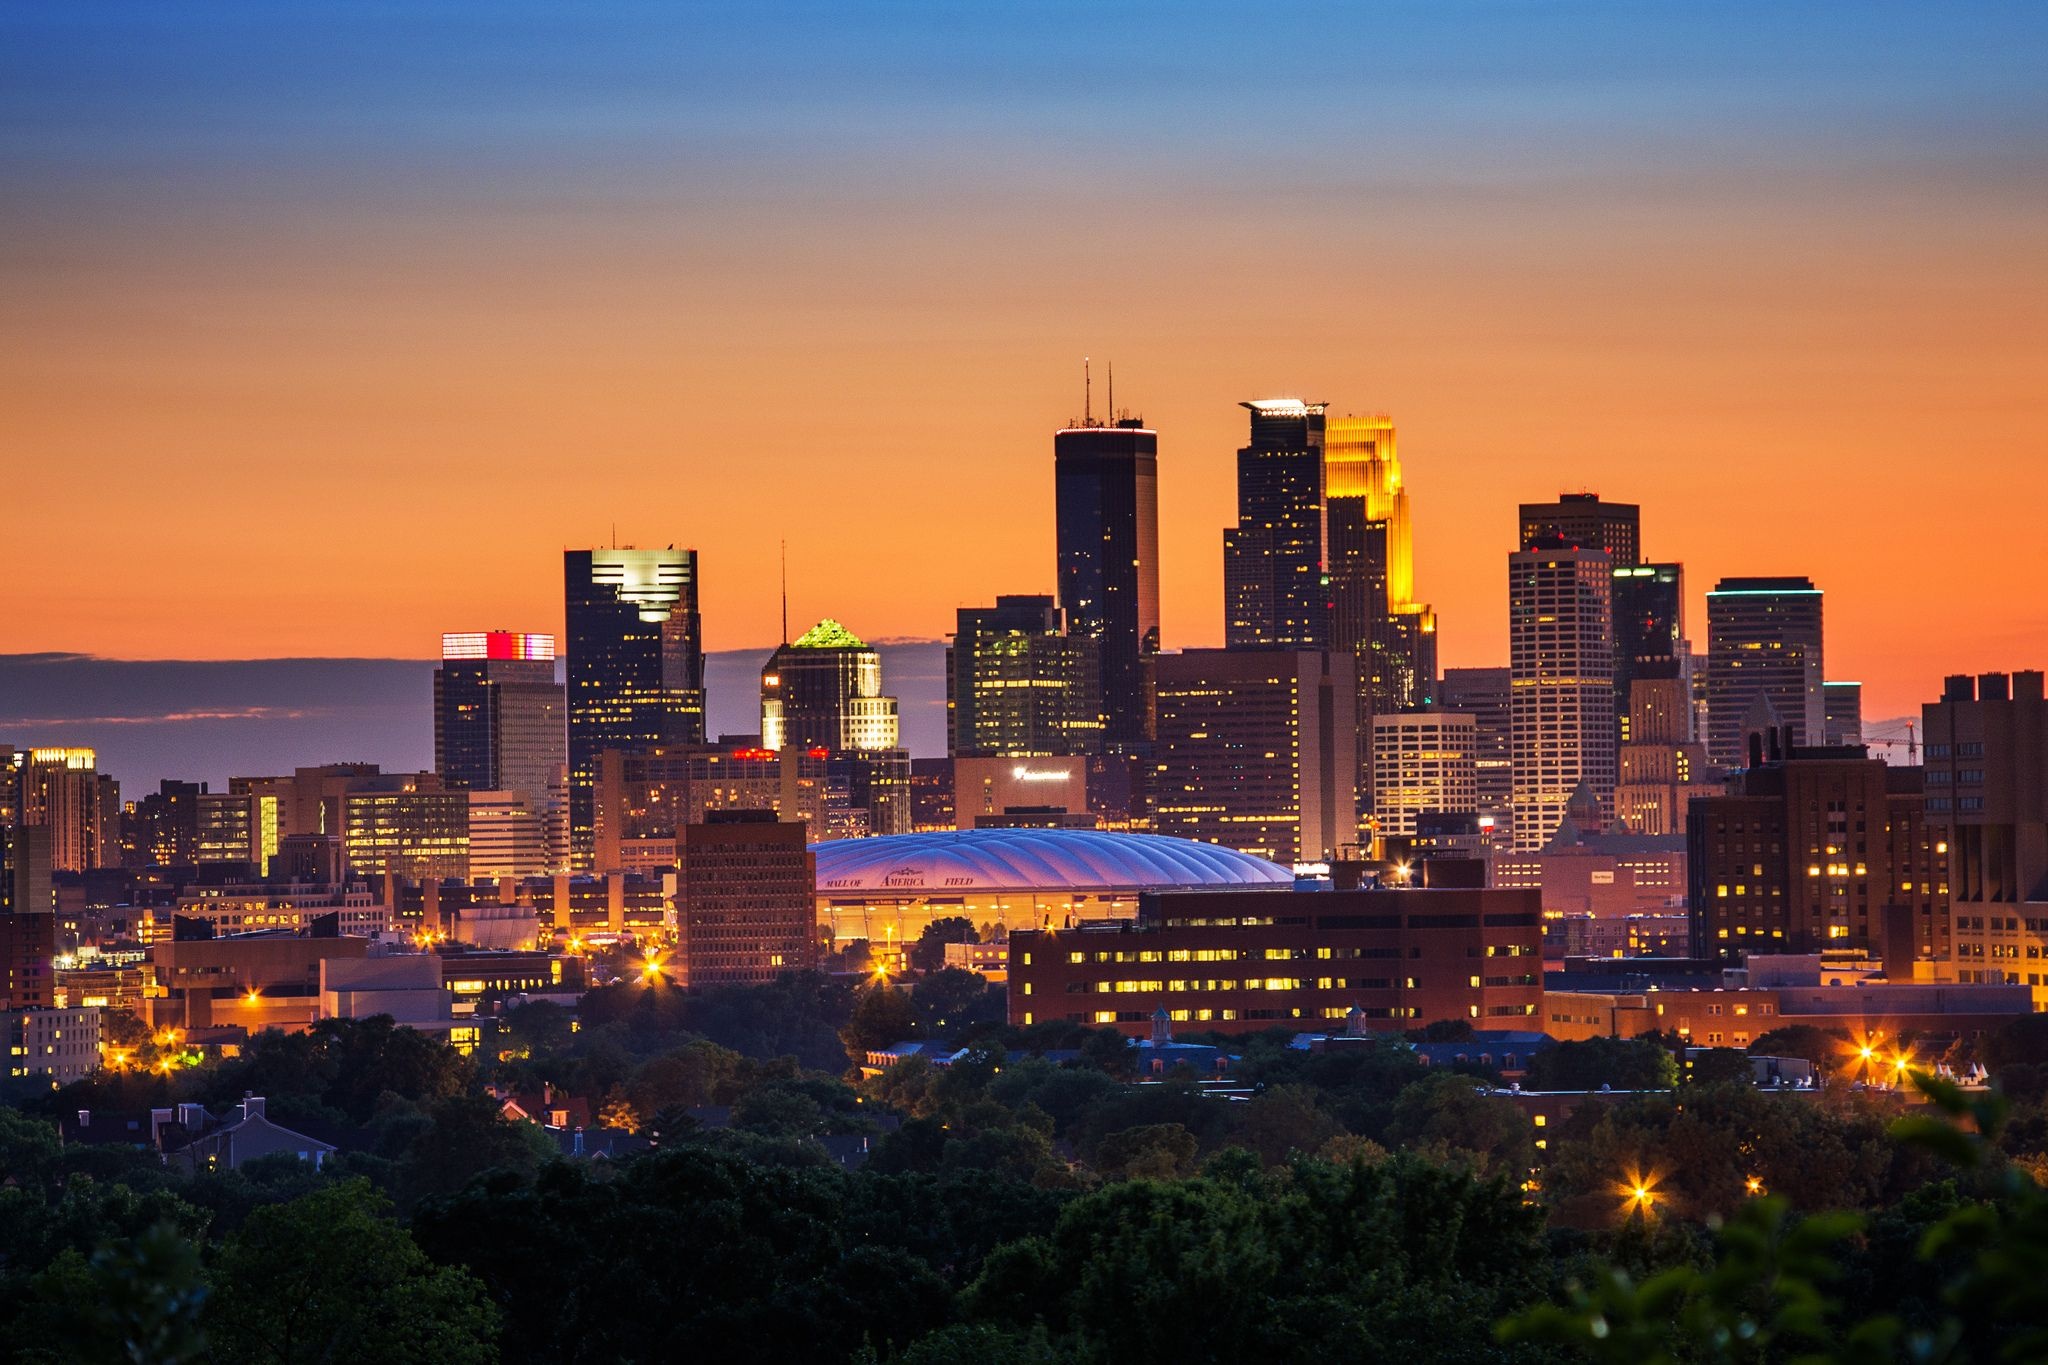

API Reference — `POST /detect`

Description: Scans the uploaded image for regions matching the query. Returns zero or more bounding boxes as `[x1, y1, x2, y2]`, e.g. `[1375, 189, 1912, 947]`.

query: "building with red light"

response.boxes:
[1005, 863, 1541, 1036]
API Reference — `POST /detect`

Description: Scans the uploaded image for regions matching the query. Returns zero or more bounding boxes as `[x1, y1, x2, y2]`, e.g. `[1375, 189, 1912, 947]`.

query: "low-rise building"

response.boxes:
[1006, 860, 1542, 1036]
[3, 1005, 102, 1087]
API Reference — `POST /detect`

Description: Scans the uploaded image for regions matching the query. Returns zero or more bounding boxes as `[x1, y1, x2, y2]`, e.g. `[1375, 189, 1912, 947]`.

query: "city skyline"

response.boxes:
[4, 4, 2044, 728]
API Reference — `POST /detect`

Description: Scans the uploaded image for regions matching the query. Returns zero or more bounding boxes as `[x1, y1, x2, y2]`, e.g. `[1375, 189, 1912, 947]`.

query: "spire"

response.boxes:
[1083, 356, 1092, 425]
[779, 540, 789, 645]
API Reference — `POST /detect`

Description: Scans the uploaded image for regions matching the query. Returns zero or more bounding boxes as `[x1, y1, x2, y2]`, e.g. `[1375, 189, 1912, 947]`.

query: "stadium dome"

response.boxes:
[811, 828, 1292, 896]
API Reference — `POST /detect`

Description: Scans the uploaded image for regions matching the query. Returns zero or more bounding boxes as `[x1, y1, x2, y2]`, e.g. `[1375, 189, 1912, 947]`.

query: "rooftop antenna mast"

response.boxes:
[779, 540, 789, 645]
[1108, 360, 1114, 421]
[1084, 356, 1092, 425]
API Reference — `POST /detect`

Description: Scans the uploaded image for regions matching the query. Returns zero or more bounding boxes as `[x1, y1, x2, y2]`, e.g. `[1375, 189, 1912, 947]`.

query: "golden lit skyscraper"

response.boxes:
[1325, 414, 1437, 714]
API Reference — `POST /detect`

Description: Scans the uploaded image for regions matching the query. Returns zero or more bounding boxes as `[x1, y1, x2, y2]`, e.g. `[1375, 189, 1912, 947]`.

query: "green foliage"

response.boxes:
[206, 1179, 498, 1365]
[1685, 1047, 1755, 1087]
[1748, 1023, 1849, 1068]
[1525, 1035, 1678, 1092]
[908, 916, 979, 972]
[843, 982, 921, 1063]
[21, 1221, 210, 1365]
[1384, 1070, 1536, 1177]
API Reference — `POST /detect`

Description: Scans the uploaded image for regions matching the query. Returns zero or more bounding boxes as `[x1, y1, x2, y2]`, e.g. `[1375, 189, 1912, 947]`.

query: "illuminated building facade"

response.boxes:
[564, 548, 706, 868]
[121, 780, 205, 869]
[676, 812, 817, 988]
[953, 754, 1089, 829]
[1686, 739, 1947, 968]
[16, 748, 120, 872]
[1, 828, 55, 1010]
[1705, 576, 1825, 769]
[1325, 414, 1436, 714]
[1004, 870, 1542, 1036]
[340, 778, 469, 882]
[1224, 400, 1329, 650]
[466, 791, 552, 880]
[1054, 417, 1160, 748]
[1369, 712, 1477, 838]
[1614, 661, 1721, 835]
[3, 1006, 100, 1087]
[196, 791, 282, 873]
[948, 596, 1102, 757]
[1509, 544, 1616, 849]
[434, 631, 565, 830]
[1150, 648, 1360, 864]
[1924, 671, 2048, 999]
[1612, 561, 1685, 739]
[1441, 666, 1514, 842]
[761, 619, 900, 752]
[591, 743, 827, 873]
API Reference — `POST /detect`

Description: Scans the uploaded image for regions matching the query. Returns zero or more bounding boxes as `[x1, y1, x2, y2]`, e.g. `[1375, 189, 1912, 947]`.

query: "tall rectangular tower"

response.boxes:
[1224, 400, 1328, 650]
[948, 596, 1102, 757]
[1509, 544, 1616, 849]
[564, 549, 705, 868]
[435, 631, 566, 805]
[1055, 418, 1159, 749]
[1151, 648, 1359, 864]
[1705, 576, 1824, 769]
[1519, 493, 1640, 568]
[1326, 413, 1437, 715]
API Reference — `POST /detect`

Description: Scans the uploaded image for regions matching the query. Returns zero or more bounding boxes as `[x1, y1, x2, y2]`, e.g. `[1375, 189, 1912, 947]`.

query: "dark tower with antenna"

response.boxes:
[1055, 363, 1158, 749]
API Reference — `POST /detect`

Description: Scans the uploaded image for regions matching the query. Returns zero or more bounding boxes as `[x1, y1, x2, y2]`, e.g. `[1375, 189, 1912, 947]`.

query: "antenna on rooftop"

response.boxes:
[1107, 360, 1114, 422]
[779, 540, 790, 645]
[1083, 356, 1092, 425]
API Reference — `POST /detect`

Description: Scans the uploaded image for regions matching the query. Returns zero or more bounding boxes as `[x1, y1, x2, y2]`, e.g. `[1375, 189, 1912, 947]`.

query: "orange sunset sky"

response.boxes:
[4, 4, 2045, 725]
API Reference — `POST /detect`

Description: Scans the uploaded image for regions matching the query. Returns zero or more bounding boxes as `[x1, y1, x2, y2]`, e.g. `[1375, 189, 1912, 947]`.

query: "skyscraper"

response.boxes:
[948, 596, 1101, 757]
[1509, 544, 1616, 850]
[1441, 666, 1515, 840]
[1613, 660, 1720, 835]
[564, 548, 705, 868]
[1519, 493, 1641, 568]
[1369, 712, 1477, 838]
[1326, 413, 1437, 714]
[1611, 561, 1685, 739]
[1151, 648, 1359, 864]
[761, 619, 900, 752]
[1224, 399, 1328, 650]
[1705, 576, 1824, 769]
[434, 630, 566, 803]
[1055, 416, 1159, 748]
[15, 748, 119, 872]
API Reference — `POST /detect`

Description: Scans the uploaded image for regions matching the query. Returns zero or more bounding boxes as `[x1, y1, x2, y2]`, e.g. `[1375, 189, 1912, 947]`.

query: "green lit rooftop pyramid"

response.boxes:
[792, 619, 868, 650]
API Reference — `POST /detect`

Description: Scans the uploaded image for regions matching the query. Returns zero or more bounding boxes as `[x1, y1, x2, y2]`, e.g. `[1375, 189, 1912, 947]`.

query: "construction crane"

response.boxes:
[1863, 720, 1918, 763]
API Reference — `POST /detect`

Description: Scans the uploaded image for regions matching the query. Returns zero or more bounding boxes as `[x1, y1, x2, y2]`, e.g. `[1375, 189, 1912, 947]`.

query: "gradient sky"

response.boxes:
[4, 2, 2044, 726]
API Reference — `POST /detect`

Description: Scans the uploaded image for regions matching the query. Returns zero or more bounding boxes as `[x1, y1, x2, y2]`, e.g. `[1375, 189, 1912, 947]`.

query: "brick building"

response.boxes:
[1006, 862, 1541, 1036]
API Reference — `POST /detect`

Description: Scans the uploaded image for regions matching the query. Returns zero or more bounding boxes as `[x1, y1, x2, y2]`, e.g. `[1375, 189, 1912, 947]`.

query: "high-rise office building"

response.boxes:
[435, 631, 565, 796]
[15, 748, 119, 872]
[675, 811, 818, 989]
[121, 779, 205, 869]
[1705, 577, 1824, 769]
[1151, 649, 1359, 864]
[592, 743, 828, 873]
[1509, 544, 1616, 850]
[761, 619, 899, 752]
[1325, 414, 1437, 714]
[1612, 562, 1685, 740]
[339, 776, 469, 882]
[0, 827, 54, 1010]
[564, 548, 705, 868]
[1923, 672, 2048, 999]
[1055, 416, 1160, 748]
[1441, 666, 1515, 842]
[1824, 681, 1864, 748]
[948, 596, 1102, 757]
[1224, 400, 1329, 650]
[196, 791, 281, 873]
[1613, 661, 1720, 835]
[1687, 738, 1945, 969]
[1519, 493, 1640, 568]
[1369, 712, 1477, 838]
